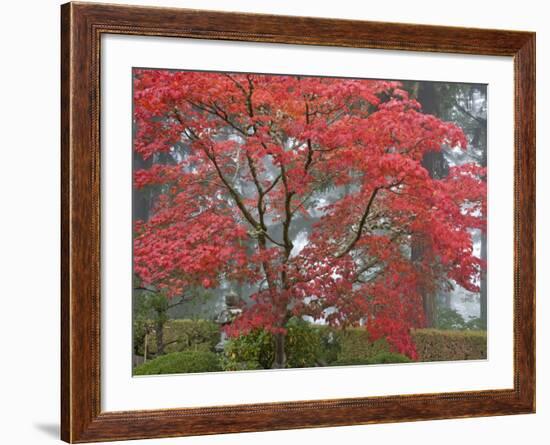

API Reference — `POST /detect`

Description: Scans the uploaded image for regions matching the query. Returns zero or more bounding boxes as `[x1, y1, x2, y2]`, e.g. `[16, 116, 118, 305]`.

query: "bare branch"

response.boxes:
[454, 101, 486, 125]
[204, 148, 259, 229]
[336, 187, 381, 258]
[264, 174, 282, 195]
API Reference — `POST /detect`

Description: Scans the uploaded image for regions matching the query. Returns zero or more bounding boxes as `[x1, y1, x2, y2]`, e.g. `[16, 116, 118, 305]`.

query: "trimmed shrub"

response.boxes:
[142, 319, 220, 356]
[333, 328, 390, 364]
[333, 328, 486, 365]
[334, 351, 411, 366]
[368, 351, 411, 364]
[133, 350, 221, 375]
[412, 329, 487, 362]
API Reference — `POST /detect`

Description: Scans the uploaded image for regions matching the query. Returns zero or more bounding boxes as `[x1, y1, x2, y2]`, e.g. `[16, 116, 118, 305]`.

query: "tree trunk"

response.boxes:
[412, 82, 449, 328]
[143, 331, 148, 363]
[155, 320, 165, 356]
[272, 332, 287, 368]
[133, 150, 153, 223]
[411, 234, 437, 327]
[423, 293, 437, 327]
[478, 108, 488, 330]
[480, 230, 488, 329]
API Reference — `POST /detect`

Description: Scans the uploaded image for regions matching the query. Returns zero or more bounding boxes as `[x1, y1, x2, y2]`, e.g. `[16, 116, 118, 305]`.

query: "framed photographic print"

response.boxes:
[61, 2, 535, 442]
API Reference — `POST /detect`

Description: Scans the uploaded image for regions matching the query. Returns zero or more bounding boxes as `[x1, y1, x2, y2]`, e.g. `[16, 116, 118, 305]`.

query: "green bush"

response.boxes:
[316, 327, 340, 365]
[334, 351, 411, 366]
[141, 319, 220, 356]
[133, 291, 169, 356]
[368, 351, 411, 364]
[222, 323, 408, 369]
[133, 350, 221, 375]
[223, 329, 274, 371]
[223, 319, 326, 370]
[285, 318, 323, 368]
[412, 329, 487, 362]
[333, 328, 390, 365]
[463, 317, 485, 330]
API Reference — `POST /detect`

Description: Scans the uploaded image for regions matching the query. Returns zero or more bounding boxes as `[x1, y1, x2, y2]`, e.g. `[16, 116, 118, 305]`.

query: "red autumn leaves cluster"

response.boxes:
[133, 69, 486, 359]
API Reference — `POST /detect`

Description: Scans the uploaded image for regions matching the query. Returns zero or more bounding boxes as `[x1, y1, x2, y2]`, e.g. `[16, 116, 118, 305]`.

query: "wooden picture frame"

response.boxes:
[61, 2, 535, 442]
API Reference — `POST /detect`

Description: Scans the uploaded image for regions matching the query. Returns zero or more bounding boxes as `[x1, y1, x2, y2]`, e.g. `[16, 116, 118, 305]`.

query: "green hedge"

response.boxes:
[135, 319, 487, 370]
[141, 319, 220, 356]
[332, 328, 390, 364]
[223, 326, 486, 368]
[134, 350, 221, 375]
[333, 328, 486, 364]
[412, 329, 487, 362]
[329, 328, 412, 365]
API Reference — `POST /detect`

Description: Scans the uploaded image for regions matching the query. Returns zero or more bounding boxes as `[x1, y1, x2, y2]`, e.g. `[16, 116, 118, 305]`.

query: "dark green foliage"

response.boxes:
[316, 327, 340, 365]
[134, 291, 170, 326]
[463, 317, 485, 331]
[436, 307, 468, 330]
[132, 316, 150, 357]
[133, 350, 221, 375]
[436, 308, 484, 331]
[135, 317, 487, 374]
[368, 351, 412, 364]
[133, 291, 169, 356]
[223, 323, 405, 370]
[143, 319, 220, 355]
[412, 329, 487, 362]
[334, 351, 411, 366]
[223, 319, 325, 370]
[222, 329, 274, 371]
[285, 318, 322, 368]
[133, 290, 188, 357]
[133, 287, 222, 358]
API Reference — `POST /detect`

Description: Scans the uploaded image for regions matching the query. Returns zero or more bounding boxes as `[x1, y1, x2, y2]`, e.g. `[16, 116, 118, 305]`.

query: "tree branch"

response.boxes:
[336, 187, 380, 258]
[204, 148, 259, 229]
[183, 92, 284, 249]
[264, 174, 281, 195]
[336, 178, 407, 259]
[454, 101, 486, 125]
[280, 164, 295, 270]
[304, 101, 314, 172]
[186, 99, 248, 137]
[245, 154, 285, 248]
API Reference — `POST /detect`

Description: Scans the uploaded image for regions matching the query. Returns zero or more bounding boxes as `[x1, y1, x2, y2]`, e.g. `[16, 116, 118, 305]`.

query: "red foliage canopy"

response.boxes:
[133, 70, 486, 359]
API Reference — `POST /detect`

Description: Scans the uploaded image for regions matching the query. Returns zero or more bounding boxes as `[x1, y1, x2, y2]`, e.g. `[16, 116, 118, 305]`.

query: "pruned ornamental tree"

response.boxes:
[133, 70, 486, 367]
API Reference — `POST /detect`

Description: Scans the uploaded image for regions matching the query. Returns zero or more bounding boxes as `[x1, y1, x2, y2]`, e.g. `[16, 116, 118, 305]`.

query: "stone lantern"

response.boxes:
[214, 290, 242, 352]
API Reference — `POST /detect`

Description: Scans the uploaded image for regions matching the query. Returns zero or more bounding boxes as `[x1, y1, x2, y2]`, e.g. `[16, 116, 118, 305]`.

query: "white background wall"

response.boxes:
[0, 1, 546, 444]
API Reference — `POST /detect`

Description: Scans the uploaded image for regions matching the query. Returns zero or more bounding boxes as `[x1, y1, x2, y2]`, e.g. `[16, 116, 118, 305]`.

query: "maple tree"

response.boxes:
[133, 69, 486, 367]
